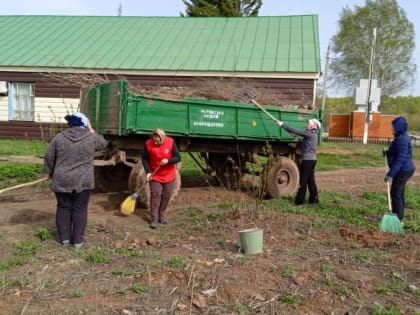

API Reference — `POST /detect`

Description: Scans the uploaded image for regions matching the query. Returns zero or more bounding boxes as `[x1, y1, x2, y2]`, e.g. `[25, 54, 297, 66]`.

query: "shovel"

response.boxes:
[234, 87, 280, 123]
[251, 99, 280, 123]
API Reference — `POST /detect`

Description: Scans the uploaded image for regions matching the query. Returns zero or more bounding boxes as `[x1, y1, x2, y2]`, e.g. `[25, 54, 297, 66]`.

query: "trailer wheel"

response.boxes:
[209, 153, 244, 190]
[128, 161, 182, 209]
[95, 164, 130, 192]
[128, 161, 150, 208]
[171, 166, 182, 202]
[263, 157, 299, 198]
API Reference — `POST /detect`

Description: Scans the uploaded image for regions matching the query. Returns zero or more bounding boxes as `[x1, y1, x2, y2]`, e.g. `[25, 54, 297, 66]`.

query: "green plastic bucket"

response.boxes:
[239, 228, 263, 254]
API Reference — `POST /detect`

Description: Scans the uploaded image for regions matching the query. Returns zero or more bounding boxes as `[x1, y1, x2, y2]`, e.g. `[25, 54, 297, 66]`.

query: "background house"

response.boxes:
[0, 15, 321, 140]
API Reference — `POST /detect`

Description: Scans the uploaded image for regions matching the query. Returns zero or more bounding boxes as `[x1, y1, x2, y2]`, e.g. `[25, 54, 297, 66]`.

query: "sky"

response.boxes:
[2, 0, 419, 96]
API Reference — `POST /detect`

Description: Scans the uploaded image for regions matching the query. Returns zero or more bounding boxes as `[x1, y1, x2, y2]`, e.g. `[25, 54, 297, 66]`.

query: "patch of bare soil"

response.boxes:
[0, 164, 419, 315]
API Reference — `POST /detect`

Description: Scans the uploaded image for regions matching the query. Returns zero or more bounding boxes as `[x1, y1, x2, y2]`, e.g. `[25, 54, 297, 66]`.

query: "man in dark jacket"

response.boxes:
[44, 113, 108, 248]
[384, 116, 415, 223]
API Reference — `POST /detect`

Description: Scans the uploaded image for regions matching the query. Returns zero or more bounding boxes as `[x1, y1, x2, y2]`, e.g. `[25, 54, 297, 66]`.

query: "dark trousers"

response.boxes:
[55, 190, 91, 244]
[149, 180, 175, 221]
[295, 160, 318, 205]
[390, 170, 414, 221]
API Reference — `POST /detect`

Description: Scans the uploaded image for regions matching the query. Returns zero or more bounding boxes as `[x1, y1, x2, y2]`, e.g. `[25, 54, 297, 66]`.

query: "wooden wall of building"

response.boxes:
[0, 72, 316, 105]
[0, 121, 66, 141]
[0, 71, 317, 140]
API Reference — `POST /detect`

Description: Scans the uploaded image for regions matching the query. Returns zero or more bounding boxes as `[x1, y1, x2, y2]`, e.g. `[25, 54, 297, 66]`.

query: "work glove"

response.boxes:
[276, 120, 283, 127]
[382, 149, 388, 157]
[384, 176, 392, 183]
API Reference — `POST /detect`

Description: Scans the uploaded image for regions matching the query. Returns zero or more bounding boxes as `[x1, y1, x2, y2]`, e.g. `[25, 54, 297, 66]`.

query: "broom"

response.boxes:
[120, 165, 161, 216]
[379, 156, 404, 234]
[120, 192, 138, 216]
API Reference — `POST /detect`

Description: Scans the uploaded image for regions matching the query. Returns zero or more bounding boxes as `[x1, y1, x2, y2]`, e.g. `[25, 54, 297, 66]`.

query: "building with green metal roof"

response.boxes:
[0, 15, 320, 139]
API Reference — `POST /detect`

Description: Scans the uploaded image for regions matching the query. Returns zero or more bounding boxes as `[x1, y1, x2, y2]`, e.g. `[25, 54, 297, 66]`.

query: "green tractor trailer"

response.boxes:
[80, 80, 323, 207]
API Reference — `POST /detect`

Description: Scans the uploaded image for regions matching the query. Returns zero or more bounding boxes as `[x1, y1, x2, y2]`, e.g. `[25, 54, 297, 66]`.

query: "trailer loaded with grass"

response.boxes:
[80, 80, 323, 207]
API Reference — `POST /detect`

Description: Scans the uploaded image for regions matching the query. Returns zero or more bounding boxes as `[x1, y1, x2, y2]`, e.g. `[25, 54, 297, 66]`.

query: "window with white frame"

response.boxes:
[9, 82, 35, 121]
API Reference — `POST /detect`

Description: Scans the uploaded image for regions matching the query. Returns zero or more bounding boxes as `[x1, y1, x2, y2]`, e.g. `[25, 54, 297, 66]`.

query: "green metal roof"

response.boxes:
[0, 15, 320, 75]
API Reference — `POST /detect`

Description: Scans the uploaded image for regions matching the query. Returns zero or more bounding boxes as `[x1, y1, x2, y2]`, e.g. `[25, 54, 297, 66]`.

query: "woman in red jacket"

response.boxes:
[142, 129, 181, 228]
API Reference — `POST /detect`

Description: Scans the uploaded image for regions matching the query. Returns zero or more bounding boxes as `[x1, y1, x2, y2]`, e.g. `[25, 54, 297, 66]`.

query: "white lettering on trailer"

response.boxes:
[200, 109, 224, 119]
[193, 121, 224, 128]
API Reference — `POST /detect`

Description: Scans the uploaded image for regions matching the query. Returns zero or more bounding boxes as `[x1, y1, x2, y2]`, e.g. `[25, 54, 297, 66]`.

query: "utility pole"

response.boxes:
[362, 28, 377, 145]
[321, 44, 330, 112]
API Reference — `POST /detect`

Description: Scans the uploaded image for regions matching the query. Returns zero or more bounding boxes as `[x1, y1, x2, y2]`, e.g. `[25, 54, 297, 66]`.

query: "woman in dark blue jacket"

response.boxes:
[385, 116, 415, 223]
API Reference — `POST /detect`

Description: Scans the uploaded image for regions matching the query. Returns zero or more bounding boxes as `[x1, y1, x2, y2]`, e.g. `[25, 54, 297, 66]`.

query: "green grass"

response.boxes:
[179, 142, 420, 174]
[69, 289, 84, 298]
[1, 140, 419, 233]
[35, 228, 52, 241]
[0, 239, 40, 271]
[0, 140, 47, 188]
[265, 187, 420, 233]
[1, 140, 417, 182]
[317, 143, 404, 170]
[0, 140, 47, 156]
[0, 163, 43, 181]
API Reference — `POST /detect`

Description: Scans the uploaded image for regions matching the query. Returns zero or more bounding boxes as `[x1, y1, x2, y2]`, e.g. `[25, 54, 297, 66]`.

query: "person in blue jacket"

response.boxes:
[384, 116, 415, 223]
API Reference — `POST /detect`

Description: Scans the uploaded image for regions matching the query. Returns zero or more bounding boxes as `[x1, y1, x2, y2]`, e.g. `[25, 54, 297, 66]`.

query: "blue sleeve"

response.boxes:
[386, 136, 409, 178]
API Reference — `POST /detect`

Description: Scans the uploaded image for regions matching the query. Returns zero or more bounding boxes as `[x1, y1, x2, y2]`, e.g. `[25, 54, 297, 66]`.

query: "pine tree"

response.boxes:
[182, 0, 262, 17]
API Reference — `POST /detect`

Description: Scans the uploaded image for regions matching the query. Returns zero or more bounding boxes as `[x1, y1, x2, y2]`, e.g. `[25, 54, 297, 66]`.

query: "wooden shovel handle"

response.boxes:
[251, 99, 279, 123]
[0, 177, 48, 194]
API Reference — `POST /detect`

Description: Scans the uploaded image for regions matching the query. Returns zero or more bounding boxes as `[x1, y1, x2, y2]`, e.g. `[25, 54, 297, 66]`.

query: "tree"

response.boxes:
[329, 0, 416, 96]
[182, 0, 262, 17]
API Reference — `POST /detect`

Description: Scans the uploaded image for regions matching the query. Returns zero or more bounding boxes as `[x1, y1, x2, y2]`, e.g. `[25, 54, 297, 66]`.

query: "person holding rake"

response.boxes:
[276, 118, 321, 206]
[384, 116, 415, 225]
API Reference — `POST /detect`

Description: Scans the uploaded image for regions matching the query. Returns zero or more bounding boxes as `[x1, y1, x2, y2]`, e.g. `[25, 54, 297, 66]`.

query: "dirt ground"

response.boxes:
[0, 163, 419, 315]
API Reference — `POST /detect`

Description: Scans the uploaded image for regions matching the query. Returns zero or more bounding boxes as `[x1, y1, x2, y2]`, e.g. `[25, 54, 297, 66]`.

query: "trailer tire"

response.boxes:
[171, 165, 182, 202]
[128, 161, 150, 208]
[209, 153, 243, 190]
[263, 157, 299, 198]
[128, 161, 182, 209]
[95, 164, 130, 192]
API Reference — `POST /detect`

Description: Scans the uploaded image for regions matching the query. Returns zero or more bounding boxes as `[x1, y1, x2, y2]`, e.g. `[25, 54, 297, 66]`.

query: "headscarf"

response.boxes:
[308, 118, 321, 130]
[152, 128, 166, 143]
[64, 112, 88, 129]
